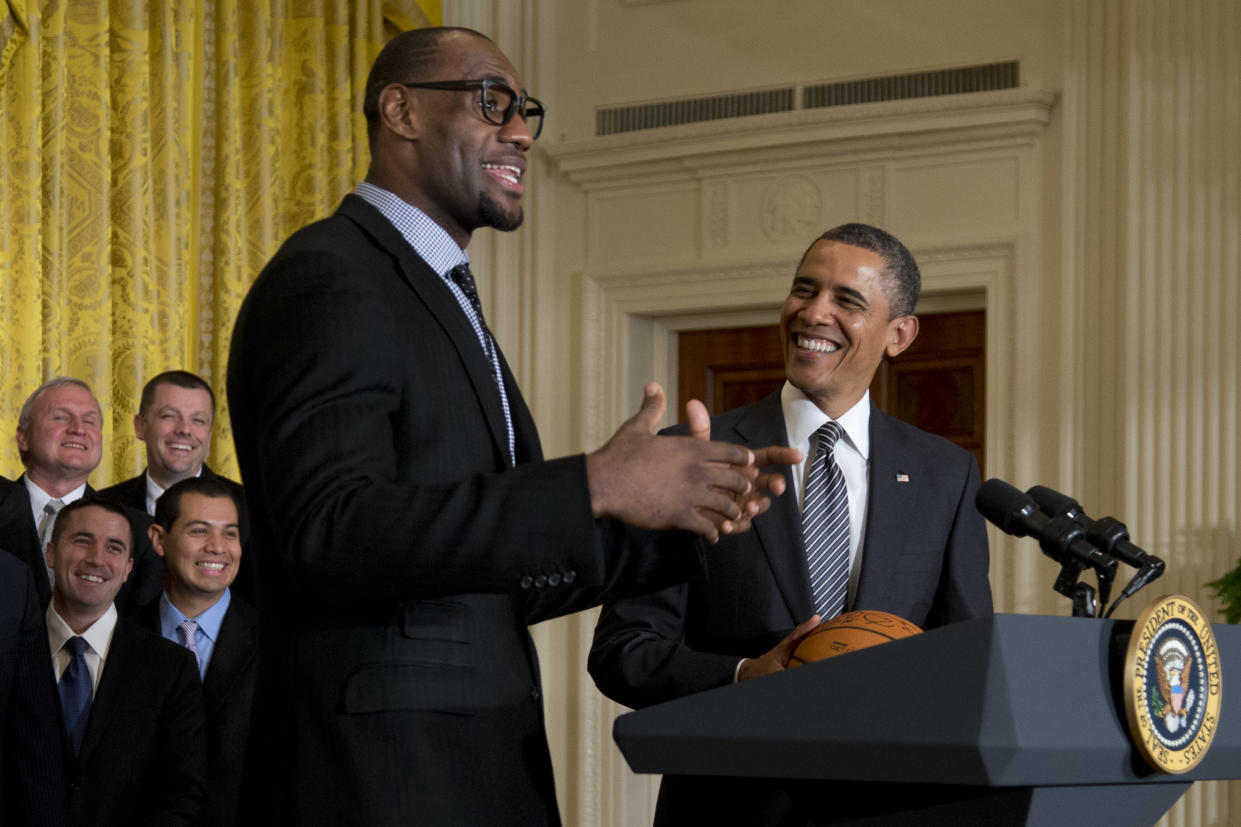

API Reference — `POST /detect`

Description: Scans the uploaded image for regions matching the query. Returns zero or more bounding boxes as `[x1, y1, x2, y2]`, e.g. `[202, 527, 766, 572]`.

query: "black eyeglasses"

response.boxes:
[400, 79, 545, 140]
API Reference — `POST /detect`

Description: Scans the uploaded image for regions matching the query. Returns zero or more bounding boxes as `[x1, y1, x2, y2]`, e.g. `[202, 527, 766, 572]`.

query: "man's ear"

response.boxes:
[133, 413, 147, 442]
[148, 523, 166, 558]
[377, 84, 419, 141]
[885, 315, 919, 358]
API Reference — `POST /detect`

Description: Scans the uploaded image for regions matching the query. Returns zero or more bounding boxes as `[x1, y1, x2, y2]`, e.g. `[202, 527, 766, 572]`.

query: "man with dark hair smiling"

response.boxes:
[141, 476, 256, 827]
[228, 25, 796, 827]
[590, 224, 993, 825]
[44, 497, 204, 827]
[100, 370, 255, 604]
[100, 371, 245, 522]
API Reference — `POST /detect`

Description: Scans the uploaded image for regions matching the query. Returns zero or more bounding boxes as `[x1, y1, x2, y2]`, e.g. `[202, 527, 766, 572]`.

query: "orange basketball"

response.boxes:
[788, 610, 922, 666]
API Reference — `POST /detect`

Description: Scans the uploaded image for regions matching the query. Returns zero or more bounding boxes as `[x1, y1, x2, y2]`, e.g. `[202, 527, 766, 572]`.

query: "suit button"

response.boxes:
[563, 570, 576, 584]
[534, 575, 547, 588]
[520, 576, 533, 589]
[530, 687, 541, 701]
[547, 573, 561, 587]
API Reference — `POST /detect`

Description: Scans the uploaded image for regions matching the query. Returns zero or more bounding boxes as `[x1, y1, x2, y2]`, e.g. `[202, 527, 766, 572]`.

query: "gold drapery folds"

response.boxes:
[0, 0, 436, 484]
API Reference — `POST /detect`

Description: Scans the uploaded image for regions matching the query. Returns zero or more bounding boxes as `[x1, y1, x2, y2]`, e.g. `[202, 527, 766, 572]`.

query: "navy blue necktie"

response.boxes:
[58, 636, 92, 756]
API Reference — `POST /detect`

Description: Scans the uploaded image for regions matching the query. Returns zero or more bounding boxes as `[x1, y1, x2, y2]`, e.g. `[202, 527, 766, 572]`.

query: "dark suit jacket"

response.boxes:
[0, 476, 164, 614]
[137, 594, 257, 827]
[64, 618, 205, 827]
[0, 551, 67, 827]
[588, 391, 992, 824]
[226, 194, 698, 827]
[98, 467, 257, 605]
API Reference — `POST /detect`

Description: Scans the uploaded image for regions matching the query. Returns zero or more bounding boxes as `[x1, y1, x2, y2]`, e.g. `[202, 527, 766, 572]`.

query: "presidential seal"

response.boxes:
[1124, 594, 1223, 773]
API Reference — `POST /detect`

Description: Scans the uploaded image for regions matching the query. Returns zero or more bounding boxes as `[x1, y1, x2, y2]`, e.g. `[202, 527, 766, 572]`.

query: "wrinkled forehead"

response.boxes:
[36, 385, 102, 419]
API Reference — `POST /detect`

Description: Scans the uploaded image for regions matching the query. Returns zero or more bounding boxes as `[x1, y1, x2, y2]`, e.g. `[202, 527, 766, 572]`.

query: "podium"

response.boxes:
[612, 614, 1241, 825]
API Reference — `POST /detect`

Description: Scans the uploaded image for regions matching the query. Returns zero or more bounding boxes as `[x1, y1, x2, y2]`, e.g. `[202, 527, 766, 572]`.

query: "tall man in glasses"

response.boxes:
[228, 26, 796, 827]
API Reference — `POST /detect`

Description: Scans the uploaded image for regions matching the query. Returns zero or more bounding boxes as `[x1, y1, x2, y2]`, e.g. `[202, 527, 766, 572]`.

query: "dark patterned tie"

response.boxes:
[450, 263, 491, 335]
[450, 263, 515, 464]
[802, 421, 852, 619]
[58, 636, 92, 756]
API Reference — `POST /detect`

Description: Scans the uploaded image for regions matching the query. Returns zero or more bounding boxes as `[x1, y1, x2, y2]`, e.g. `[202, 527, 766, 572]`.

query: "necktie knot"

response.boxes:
[45, 497, 65, 517]
[813, 421, 844, 457]
[65, 635, 87, 657]
[450, 263, 482, 314]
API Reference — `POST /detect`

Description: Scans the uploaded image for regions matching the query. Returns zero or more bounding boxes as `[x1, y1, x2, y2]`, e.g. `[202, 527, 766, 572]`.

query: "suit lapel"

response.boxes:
[495, 347, 541, 463]
[337, 195, 513, 467]
[731, 394, 817, 622]
[0, 475, 50, 604]
[76, 619, 137, 765]
[855, 405, 920, 608]
[202, 600, 257, 718]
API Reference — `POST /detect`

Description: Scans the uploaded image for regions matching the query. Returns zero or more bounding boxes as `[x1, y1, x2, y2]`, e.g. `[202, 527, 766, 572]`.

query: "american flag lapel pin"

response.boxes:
[895, 472, 910, 483]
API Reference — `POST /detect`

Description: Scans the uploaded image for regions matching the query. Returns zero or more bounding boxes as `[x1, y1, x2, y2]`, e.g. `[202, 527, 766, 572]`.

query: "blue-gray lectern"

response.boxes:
[612, 614, 1241, 826]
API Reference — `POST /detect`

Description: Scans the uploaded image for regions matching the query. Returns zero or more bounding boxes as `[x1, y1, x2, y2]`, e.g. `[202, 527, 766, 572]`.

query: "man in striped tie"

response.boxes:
[142, 476, 257, 827]
[591, 223, 993, 826]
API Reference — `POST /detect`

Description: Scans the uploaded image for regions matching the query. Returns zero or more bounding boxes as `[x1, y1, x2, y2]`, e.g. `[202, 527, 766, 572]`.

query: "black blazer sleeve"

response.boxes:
[0, 553, 68, 827]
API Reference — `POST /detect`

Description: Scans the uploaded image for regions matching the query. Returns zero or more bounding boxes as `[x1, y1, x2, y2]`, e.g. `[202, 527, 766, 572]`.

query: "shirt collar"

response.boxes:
[24, 476, 87, 524]
[46, 602, 118, 660]
[144, 472, 166, 516]
[144, 467, 203, 516]
[354, 182, 468, 277]
[159, 589, 231, 644]
[779, 382, 871, 460]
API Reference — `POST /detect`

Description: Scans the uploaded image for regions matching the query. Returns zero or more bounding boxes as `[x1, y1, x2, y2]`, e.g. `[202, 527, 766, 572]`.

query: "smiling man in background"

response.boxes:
[0, 378, 162, 613]
[44, 498, 204, 826]
[142, 477, 256, 827]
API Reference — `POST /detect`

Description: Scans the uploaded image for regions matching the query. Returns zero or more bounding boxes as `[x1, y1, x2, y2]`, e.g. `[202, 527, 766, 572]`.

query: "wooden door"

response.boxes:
[677, 310, 985, 474]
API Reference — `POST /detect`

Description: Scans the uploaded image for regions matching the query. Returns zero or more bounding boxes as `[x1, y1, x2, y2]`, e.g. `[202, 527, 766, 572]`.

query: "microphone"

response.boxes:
[976, 479, 1117, 580]
[1024, 484, 1166, 616]
[1025, 485, 1155, 568]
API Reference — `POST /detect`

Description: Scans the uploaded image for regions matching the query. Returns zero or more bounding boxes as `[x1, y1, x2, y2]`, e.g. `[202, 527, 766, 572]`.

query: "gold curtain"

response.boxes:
[0, 0, 438, 484]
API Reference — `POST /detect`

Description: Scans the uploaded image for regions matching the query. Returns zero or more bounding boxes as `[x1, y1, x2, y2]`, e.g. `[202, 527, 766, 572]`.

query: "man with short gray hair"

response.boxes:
[0, 378, 162, 612]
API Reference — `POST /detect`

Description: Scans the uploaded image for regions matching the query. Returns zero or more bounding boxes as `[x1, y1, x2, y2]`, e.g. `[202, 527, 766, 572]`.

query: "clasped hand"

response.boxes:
[587, 382, 801, 543]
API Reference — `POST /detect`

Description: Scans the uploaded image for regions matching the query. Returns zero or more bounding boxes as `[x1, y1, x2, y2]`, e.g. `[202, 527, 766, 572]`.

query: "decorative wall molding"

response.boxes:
[542, 89, 1055, 187]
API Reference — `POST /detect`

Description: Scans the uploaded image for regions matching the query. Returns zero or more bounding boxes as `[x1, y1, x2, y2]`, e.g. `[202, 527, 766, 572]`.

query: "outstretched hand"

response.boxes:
[737, 614, 823, 681]
[588, 383, 762, 542]
[685, 396, 801, 535]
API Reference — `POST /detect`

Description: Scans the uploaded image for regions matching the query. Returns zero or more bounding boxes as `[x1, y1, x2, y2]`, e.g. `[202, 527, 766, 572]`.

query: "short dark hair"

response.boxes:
[153, 476, 240, 531]
[139, 370, 216, 419]
[51, 497, 135, 557]
[798, 223, 921, 318]
[362, 26, 493, 145]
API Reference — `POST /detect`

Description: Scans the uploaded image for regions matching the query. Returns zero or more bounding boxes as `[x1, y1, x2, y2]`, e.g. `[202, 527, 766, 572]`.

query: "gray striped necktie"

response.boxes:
[802, 421, 851, 619]
[40, 498, 65, 588]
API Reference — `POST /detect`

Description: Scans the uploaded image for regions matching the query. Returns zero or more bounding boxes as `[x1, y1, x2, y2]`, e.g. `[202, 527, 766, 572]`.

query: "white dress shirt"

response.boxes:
[46, 602, 118, 693]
